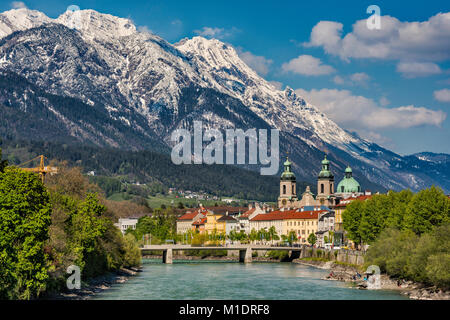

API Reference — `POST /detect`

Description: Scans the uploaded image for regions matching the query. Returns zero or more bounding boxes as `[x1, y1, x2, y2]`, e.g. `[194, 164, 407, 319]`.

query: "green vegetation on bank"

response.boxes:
[0, 148, 142, 300]
[343, 187, 450, 289]
[365, 226, 449, 289]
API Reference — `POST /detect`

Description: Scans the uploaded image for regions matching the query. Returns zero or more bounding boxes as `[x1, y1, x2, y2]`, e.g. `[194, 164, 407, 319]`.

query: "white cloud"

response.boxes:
[193, 26, 239, 40]
[333, 73, 370, 86]
[304, 13, 450, 62]
[295, 88, 446, 131]
[281, 55, 335, 76]
[396, 62, 442, 78]
[237, 49, 273, 76]
[350, 72, 370, 83]
[333, 75, 345, 85]
[11, 1, 26, 9]
[434, 89, 450, 102]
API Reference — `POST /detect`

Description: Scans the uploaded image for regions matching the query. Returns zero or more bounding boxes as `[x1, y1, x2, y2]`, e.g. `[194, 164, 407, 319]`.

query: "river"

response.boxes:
[93, 259, 408, 300]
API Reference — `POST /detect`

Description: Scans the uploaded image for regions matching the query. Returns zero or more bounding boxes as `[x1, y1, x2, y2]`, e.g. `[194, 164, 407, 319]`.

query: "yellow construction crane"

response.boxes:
[18, 155, 58, 183]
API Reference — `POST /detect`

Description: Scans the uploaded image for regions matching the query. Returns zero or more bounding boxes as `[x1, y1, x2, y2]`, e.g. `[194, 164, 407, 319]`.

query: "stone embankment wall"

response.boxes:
[300, 247, 365, 265]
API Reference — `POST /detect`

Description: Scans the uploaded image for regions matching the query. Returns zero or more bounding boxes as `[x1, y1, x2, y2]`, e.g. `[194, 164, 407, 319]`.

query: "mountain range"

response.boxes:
[0, 8, 448, 193]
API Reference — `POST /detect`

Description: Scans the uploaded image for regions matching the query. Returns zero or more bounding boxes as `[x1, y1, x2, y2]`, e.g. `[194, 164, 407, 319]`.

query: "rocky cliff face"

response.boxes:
[0, 8, 448, 192]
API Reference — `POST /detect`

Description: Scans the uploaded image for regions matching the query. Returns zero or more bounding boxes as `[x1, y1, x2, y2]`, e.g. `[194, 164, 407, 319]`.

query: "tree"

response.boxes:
[307, 233, 317, 246]
[67, 193, 108, 273]
[385, 189, 413, 229]
[0, 167, 52, 299]
[342, 200, 364, 245]
[0, 148, 7, 173]
[268, 226, 279, 244]
[122, 234, 142, 268]
[404, 186, 450, 235]
[359, 195, 390, 244]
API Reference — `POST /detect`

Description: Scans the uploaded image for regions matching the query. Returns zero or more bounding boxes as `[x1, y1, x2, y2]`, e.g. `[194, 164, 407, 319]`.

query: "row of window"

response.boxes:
[287, 220, 317, 227]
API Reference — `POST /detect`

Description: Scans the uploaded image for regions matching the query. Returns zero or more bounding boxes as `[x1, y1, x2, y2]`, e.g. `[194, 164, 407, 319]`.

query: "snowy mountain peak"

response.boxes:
[0, 8, 52, 38]
[56, 9, 137, 40]
[176, 36, 243, 71]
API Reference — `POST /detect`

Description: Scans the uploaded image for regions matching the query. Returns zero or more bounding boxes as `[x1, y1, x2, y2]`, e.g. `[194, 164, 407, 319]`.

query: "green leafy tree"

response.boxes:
[307, 233, 317, 246]
[404, 186, 450, 235]
[342, 200, 364, 245]
[123, 234, 142, 268]
[385, 189, 413, 229]
[359, 195, 391, 244]
[67, 193, 108, 272]
[0, 167, 52, 299]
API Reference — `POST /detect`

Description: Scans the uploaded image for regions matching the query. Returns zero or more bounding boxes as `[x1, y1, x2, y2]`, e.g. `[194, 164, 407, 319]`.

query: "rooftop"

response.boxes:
[250, 209, 324, 221]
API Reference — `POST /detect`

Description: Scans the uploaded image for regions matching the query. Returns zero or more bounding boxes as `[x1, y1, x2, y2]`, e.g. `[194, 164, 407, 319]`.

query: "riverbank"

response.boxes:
[293, 258, 449, 300]
[43, 267, 142, 300]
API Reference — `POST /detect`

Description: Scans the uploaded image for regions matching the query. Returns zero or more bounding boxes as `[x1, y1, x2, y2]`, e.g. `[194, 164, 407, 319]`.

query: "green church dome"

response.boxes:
[281, 157, 296, 181]
[337, 166, 361, 193]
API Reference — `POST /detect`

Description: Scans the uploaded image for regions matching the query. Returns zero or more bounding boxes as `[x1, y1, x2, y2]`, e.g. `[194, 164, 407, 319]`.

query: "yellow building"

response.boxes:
[282, 210, 322, 244]
[204, 210, 226, 234]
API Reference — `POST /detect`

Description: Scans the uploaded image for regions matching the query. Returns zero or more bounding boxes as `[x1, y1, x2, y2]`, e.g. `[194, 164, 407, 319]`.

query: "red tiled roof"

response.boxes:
[250, 209, 323, 221]
[240, 208, 256, 218]
[355, 195, 372, 201]
[282, 210, 324, 220]
[178, 209, 203, 220]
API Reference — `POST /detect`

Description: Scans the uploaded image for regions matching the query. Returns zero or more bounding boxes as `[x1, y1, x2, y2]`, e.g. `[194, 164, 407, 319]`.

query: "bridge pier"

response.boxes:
[163, 249, 173, 264]
[239, 248, 252, 263]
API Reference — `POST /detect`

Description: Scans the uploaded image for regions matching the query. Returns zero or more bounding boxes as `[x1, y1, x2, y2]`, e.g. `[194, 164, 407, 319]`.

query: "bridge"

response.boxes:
[140, 244, 303, 264]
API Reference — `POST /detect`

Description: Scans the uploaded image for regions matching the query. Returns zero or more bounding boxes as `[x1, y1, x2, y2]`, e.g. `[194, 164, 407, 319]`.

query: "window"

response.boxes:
[283, 185, 286, 194]
[292, 185, 295, 194]
[321, 184, 324, 194]
[341, 186, 345, 192]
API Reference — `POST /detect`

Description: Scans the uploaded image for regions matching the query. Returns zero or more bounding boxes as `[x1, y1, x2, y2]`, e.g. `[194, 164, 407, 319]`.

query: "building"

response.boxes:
[278, 158, 299, 209]
[176, 208, 207, 234]
[204, 210, 227, 234]
[316, 211, 335, 247]
[316, 155, 335, 206]
[115, 218, 139, 235]
[282, 210, 322, 244]
[248, 209, 324, 244]
[249, 211, 285, 237]
[236, 204, 265, 233]
[192, 217, 207, 233]
[218, 215, 240, 235]
[278, 154, 363, 210]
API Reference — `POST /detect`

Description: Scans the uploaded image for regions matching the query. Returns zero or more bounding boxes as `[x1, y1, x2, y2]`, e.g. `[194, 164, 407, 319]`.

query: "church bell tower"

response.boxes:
[278, 157, 298, 209]
[317, 154, 335, 206]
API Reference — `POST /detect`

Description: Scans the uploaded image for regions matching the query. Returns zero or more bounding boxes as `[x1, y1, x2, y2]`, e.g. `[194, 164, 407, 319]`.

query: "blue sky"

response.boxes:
[3, 0, 450, 155]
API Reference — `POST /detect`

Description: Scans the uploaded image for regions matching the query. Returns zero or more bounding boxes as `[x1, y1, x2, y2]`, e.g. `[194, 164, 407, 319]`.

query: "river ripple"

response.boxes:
[93, 259, 408, 300]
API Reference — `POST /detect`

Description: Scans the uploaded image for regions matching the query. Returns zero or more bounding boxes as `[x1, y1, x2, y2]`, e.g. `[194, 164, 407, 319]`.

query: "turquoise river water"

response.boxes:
[93, 259, 408, 300]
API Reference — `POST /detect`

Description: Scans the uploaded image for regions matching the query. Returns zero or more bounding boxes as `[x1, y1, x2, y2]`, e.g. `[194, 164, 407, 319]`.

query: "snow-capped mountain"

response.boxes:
[0, 8, 448, 192]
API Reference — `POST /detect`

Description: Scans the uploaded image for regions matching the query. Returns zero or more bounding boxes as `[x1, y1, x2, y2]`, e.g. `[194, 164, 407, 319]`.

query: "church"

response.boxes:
[277, 155, 363, 209]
